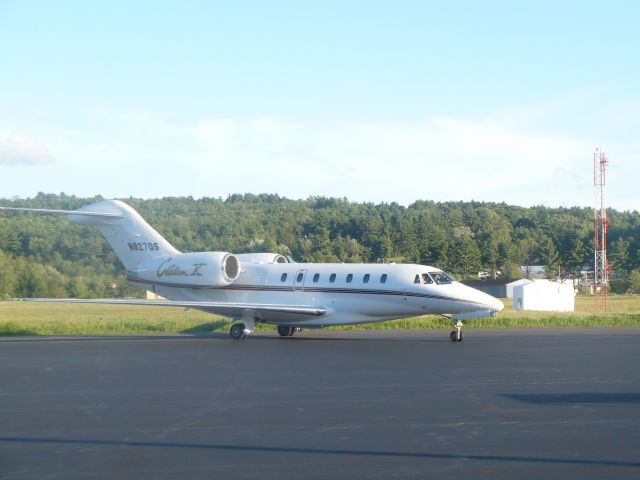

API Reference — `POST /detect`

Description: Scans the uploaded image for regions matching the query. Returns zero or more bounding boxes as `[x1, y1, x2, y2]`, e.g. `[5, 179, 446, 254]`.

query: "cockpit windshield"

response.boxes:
[429, 271, 455, 284]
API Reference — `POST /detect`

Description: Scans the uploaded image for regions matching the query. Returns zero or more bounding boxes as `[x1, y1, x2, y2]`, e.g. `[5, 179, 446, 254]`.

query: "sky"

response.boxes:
[0, 1, 638, 211]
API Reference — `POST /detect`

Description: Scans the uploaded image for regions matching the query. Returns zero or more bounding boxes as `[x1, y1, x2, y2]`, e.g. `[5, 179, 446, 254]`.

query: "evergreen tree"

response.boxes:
[1, 194, 639, 297]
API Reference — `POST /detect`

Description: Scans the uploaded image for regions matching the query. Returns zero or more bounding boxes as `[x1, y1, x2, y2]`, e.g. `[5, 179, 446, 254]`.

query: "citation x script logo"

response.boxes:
[157, 258, 206, 278]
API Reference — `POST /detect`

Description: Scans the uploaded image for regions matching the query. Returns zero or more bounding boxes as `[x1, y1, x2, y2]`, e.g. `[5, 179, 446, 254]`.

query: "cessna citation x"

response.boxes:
[1, 200, 504, 341]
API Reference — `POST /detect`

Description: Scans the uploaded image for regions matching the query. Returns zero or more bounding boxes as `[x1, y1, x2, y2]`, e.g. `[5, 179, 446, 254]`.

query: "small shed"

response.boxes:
[512, 280, 575, 312]
[506, 278, 534, 299]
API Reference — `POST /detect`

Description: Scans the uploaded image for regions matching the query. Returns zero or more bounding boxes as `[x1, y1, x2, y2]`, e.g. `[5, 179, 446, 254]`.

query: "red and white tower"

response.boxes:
[593, 148, 609, 309]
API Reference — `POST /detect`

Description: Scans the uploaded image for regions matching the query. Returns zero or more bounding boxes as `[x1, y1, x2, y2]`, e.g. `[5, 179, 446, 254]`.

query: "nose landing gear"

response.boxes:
[450, 320, 463, 342]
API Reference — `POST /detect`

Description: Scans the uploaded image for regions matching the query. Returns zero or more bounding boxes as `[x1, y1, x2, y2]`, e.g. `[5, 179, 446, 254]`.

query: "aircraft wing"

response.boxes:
[15, 298, 328, 319]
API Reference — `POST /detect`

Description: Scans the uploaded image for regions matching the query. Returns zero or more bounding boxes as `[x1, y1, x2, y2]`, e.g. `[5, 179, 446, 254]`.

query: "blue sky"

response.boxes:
[0, 1, 638, 210]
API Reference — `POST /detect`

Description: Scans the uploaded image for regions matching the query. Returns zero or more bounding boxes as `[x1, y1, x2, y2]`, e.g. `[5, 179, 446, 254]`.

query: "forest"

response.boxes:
[0, 192, 639, 298]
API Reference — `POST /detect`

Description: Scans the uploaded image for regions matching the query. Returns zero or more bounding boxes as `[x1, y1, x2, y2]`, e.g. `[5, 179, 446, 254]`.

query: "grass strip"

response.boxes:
[1, 295, 639, 335]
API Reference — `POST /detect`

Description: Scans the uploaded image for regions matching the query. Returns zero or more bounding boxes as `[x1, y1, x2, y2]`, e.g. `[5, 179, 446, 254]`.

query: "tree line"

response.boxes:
[1, 192, 639, 298]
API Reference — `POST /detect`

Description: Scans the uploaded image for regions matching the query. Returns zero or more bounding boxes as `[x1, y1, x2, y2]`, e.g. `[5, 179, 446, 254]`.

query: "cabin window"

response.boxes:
[414, 274, 421, 284]
[313, 273, 320, 283]
[363, 273, 370, 284]
[346, 274, 353, 283]
[296, 272, 304, 282]
[422, 273, 434, 284]
[280, 273, 288, 282]
[330, 273, 336, 283]
[380, 274, 388, 284]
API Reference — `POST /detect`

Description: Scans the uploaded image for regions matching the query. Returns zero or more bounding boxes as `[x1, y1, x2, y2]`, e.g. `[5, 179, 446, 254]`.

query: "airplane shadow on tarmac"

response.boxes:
[502, 393, 640, 405]
[0, 436, 638, 468]
[0, 332, 447, 344]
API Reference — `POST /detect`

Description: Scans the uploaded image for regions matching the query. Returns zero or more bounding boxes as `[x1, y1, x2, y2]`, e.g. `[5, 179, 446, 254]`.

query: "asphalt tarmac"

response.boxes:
[1, 328, 639, 479]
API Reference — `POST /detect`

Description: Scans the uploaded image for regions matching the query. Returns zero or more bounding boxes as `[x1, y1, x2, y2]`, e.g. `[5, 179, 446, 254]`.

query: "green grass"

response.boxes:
[1, 295, 639, 335]
[332, 295, 640, 330]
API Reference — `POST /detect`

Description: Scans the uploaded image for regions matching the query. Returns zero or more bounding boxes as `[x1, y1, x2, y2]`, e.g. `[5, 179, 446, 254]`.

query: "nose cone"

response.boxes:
[461, 284, 504, 313]
[489, 295, 504, 312]
[477, 291, 504, 313]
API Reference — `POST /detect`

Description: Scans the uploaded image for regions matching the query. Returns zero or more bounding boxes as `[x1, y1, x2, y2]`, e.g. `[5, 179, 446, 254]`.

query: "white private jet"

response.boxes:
[0, 200, 504, 341]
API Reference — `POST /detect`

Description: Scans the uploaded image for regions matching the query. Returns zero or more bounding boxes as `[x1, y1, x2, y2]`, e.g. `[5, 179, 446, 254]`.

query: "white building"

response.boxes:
[512, 280, 575, 312]
[506, 278, 534, 299]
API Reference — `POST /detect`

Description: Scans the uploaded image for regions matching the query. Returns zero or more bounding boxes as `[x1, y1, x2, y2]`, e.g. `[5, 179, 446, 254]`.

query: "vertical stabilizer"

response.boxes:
[69, 200, 179, 270]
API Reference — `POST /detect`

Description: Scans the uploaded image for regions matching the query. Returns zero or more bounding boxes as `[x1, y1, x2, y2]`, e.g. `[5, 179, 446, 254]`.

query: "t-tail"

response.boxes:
[0, 200, 179, 271]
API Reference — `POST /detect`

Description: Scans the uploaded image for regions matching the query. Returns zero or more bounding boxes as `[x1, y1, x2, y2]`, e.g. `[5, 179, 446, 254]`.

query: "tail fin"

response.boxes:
[69, 200, 179, 270]
[1, 200, 179, 271]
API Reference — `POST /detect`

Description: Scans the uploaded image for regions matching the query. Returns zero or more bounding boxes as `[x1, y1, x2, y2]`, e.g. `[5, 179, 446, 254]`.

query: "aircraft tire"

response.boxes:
[230, 323, 246, 340]
[450, 331, 457, 342]
[277, 325, 292, 337]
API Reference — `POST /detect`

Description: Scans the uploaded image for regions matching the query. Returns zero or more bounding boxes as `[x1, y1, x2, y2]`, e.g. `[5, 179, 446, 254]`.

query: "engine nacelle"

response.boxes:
[235, 253, 288, 264]
[134, 252, 240, 287]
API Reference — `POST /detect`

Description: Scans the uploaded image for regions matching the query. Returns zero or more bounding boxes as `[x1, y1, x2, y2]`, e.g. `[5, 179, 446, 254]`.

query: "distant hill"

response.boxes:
[1, 193, 638, 297]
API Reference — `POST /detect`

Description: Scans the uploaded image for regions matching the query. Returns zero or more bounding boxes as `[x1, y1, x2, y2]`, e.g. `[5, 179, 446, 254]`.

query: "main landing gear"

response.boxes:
[229, 323, 246, 339]
[229, 319, 256, 340]
[450, 319, 463, 342]
[229, 321, 301, 340]
[277, 325, 299, 337]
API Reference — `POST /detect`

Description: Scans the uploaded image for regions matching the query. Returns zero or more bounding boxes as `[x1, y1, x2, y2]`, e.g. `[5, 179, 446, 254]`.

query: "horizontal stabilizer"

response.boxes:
[1, 199, 178, 271]
[13, 298, 328, 317]
[0, 206, 124, 218]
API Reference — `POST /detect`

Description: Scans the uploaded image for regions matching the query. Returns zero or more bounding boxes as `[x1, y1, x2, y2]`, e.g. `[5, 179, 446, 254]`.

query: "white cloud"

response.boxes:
[175, 115, 589, 206]
[0, 134, 52, 165]
[2, 98, 635, 210]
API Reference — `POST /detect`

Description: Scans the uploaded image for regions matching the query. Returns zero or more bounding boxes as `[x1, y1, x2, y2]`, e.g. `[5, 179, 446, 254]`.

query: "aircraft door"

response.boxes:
[293, 269, 308, 292]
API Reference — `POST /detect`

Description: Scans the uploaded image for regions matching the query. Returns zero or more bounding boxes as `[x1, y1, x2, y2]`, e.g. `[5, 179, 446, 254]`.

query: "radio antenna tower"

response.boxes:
[593, 148, 609, 309]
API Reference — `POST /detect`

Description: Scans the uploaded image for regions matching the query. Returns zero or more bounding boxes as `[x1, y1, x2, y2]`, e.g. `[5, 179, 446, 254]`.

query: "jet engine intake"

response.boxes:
[134, 251, 240, 287]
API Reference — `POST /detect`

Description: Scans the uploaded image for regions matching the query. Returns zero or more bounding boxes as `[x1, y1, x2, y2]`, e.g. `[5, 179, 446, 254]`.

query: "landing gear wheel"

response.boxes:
[277, 326, 295, 337]
[450, 320, 464, 342]
[230, 323, 246, 340]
